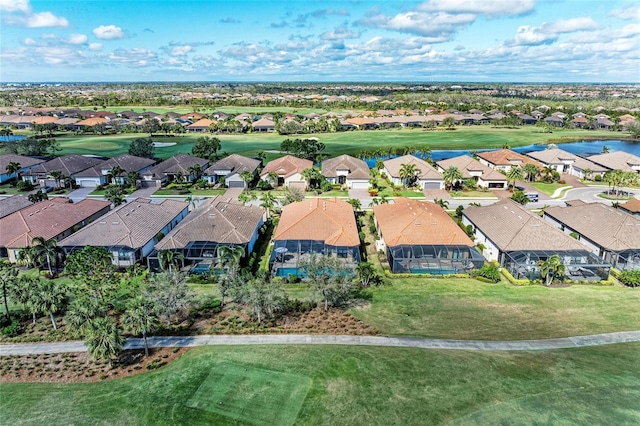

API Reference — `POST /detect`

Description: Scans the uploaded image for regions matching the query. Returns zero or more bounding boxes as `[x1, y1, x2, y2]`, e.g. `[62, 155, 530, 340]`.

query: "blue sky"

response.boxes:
[1, 0, 638, 82]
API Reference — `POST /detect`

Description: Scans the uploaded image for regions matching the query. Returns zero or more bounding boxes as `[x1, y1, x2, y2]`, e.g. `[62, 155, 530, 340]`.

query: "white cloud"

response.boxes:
[26, 11, 68, 28]
[170, 45, 193, 56]
[321, 26, 360, 41]
[418, 0, 536, 18]
[108, 48, 157, 67]
[68, 34, 88, 45]
[609, 4, 640, 21]
[93, 25, 125, 40]
[88, 43, 103, 51]
[0, 0, 31, 13]
[510, 17, 598, 46]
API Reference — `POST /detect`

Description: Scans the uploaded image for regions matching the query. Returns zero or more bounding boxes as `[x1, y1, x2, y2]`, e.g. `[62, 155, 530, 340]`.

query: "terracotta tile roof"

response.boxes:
[374, 198, 474, 247]
[23, 155, 103, 177]
[75, 117, 109, 126]
[436, 155, 506, 181]
[59, 198, 188, 250]
[0, 195, 32, 219]
[620, 198, 640, 213]
[0, 198, 111, 249]
[204, 154, 261, 176]
[463, 199, 587, 252]
[476, 149, 542, 168]
[544, 202, 640, 251]
[321, 155, 370, 180]
[186, 118, 215, 128]
[155, 197, 263, 250]
[383, 155, 443, 180]
[0, 154, 46, 172]
[260, 155, 313, 179]
[30, 116, 58, 125]
[274, 198, 359, 247]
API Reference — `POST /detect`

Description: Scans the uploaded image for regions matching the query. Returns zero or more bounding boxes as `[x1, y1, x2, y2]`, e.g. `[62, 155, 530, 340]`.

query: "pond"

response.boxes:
[0, 135, 26, 142]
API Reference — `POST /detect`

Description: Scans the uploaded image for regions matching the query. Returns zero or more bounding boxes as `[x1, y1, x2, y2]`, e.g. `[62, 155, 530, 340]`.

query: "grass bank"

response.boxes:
[1, 343, 639, 425]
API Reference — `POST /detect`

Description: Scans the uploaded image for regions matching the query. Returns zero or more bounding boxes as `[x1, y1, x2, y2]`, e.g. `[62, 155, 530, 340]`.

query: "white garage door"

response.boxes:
[77, 179, 99, 188]
[227, 180, 245, 188]
[423, 181, 442, 189]
[350, 180, 369, 189]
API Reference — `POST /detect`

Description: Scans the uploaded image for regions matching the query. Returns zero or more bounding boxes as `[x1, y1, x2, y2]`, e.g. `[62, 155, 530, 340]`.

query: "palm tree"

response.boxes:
[86, 316, 125, 369]
[537, 255, 566, 286]
[10, 276, 40, 323]
[28, 190, 48, 204]
[107, 165, 125, 185]
[347, 198, 362, 213]
[259, 192, 277, 219]
[399, 163, 421, 188]
[31, 236, 64, 277]
[506, 166, 525, 188]
[65, 297, 107, 337]
[158, 250, 184, 272]
[601, 145, 610, 154]
[582, 168, 593, 181]
[36, 281, 65, 330]
[371, 195, 390, 205]
[187, 164, 203, 181]
[49, 170, 65, 188]
[239, 170, 254, 189]
[267, 171, 279, 187]
[522, 163, 540, 182]
[218, 245, 244, 276]
[442, 166, 463, 191]
[434, 198, 449, 209]
[5, 161, 21, 187]
[122, 297, 159, 357]
[126, 171, 139, 188]
[105, 185, 125, 206]
[174, 171, 185, 184]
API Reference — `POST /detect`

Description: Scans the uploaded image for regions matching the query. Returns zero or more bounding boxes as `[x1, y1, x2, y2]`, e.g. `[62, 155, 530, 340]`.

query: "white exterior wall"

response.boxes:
[462, 215, 500, 262]
[542, 214, 602, 257]
[348, 178, 370, 189]
[247, 217, 265, 254]
[284, 172, 305, 187]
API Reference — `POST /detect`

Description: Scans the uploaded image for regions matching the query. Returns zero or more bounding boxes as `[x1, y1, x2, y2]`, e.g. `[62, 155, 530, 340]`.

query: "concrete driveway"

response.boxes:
[68, 187, 98, 202]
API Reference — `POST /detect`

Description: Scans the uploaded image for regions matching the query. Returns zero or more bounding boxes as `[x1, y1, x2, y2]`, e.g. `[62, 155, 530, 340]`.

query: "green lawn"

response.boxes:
[450, 190, 497, 198]
[529, 182, 571, 197]
[45, 126, 620, 160]
[2, 343, 639, 425]
[153, 188, 226, 196]
[350, 279, 640, 340]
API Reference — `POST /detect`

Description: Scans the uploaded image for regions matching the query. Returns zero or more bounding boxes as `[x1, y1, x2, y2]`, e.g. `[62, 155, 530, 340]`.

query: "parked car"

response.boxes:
[40, 186, 53, 193]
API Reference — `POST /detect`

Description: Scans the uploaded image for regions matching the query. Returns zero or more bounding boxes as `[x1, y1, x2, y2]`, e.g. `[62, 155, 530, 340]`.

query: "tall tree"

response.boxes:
[108, 165, 125, 185]
[299, 254, 355, 311]
[105, 185, 126, 206]
[65, 247, 119, 304]
[442, 166, 463, 191]
[537, 255, 566, 286]
[86, 316, 125, 369]
[36, 280, 66, 330]
[0, 262, 18, 322]
[191, 136, 221, 161]
[65, 297, 107, 337]
[187, 164, 203, 181]
[506, 166, 525, 188]
[218, 245, 245, 276]
[158, 250, 184, 273]
[398, 163, 420, 188]
[122, 297, 160, 357]
[31, 236, 64, 277]
[522, 163, 540, 182]
[145, 271, 194, 325]
[259, 192, 277, 219]
[49, 170, 65, 188]
[5, 161, 21, 187]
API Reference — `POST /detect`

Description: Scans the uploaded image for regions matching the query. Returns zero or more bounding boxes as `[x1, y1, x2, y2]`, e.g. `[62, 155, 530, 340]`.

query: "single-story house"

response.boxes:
[526, 148, 607, 178]
[382, 155, 444, 189]
[59, 198, 189, 268]
[543, 200, 640, 271]
[0, 154, 46, 184]
[141, 154, 209, 187]
[476, 149, 543, 172]
[0, 198, 111, 263]
[260, 155, 313, 188]
[321, 154, 371, 189]
[21, 154, 103, 187]
[72, 117, 110, 131]
[462, 199, 609, 281]
[619, 198, 640, 218]
[73, 154, 156, 187]
[148, 197, 264, 273]
[252, 118, 276, 132]
[0, 195, 33, 219]
[435, 155, 508, 189]
[374, 198, 484, 274]
[186, 118, 214, 133]
[269, 198, 360, 277]
[585, 151, 640, 173]
[203, 154, 261, 188]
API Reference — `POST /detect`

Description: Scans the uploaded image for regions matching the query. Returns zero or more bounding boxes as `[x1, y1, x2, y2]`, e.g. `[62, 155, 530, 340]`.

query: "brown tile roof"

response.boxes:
[383, 155, 443, 180]
[374, 198, 474, 246]
[544, 202, 640, 251]
[155, 197, 263, 250]
[476, 149, 542, 168]
[0, 195, 32, 219]
[252, 118, 275, 128]
[205, 154, 261, 176]
[30, 116, 58, 125]
[76, 154, 156, 178]
[436, 155, 506, 181]
[59, 198, 188, 249]
[274, 198, 359, 247]
[75, 117, 108, 126]
[143, 154, 209, 179]
[260, 155, 313, 179]
[0, 154, 46, 172]
[321, 155, 370, 180]
[186, 118, 215, 128]
[620, 198, 640, 213]
[23, 155, 103, 177]
[463, 199, 587, 252]
[0, 198, 111, 249]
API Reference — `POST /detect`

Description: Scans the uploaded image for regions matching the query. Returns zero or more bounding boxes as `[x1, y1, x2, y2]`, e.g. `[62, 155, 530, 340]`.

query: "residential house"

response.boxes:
[141, 154, 209, 187]
[203, 154, 261, 188]
[269, 198, 360, 277]
[476, 149, 542, 172]
[382, 155, 444, 189]
[619, 198, 640, 218]
[186, 118, 214, 132]
[72, 117, 110, 131]
[543, 200, 640, 271]
[462, 199, 609, 281]
[252, 118, 276, 132]
[0, 198, 111, 263]
[374, 198, 484, 274]
[260, 155, 313, 189]
[321, 154, 371, 189]
[59, 198, 189, 268]
[0, 154, 46, 184]
[435, 155, 508, 189]
[73, 154, 156, 187]
[149, 197, 264, 273]
[526, 148, 608, 178]
[22, 154, 103, 187]
[585, 151, 640, 173]
[0, 195, 32, 219]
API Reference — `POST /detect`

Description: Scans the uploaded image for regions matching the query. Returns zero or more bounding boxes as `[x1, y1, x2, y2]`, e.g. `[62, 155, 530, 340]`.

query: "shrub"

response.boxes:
[471, 264, 501, 283]
[594, 175, 603, 182]
[617, 269, 640, 287]
[16, 180, 34, 192]
[2, 319, 19, 337]
[558, 179, 566, 184]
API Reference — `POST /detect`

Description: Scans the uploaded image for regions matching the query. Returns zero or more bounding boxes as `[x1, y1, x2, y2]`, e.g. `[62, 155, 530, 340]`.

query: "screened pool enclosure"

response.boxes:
[147, 242, 246, 273]
[502, 249, 611, 281]
[269, 239, 361, 277]
[386, 244, 485, 274]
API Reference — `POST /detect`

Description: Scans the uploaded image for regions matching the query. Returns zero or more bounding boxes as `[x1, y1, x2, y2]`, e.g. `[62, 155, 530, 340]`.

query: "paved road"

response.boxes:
[2, 330, 640, 356]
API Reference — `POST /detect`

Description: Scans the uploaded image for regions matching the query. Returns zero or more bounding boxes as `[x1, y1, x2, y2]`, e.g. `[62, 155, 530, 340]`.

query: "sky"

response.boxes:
[0, 0, 639, 83]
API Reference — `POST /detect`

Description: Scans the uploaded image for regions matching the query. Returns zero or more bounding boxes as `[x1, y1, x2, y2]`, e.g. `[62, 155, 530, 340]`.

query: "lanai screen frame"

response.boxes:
[387, 244, 485, 274]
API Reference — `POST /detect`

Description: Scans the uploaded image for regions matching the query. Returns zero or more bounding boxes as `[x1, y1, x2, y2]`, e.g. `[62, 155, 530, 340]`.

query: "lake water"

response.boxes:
[364, 139, 639, 166]
[1, 135, 26, 142]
